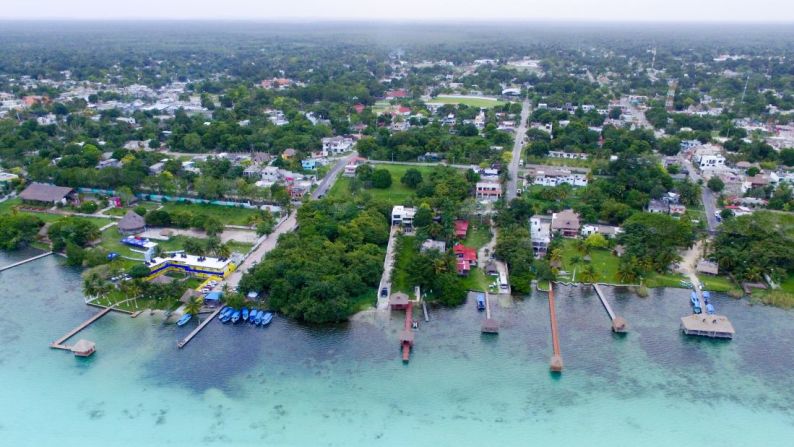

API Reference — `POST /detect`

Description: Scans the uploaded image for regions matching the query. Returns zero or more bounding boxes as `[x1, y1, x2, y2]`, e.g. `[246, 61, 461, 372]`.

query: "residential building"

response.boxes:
[391, 206, 416, 227]
[581, 224, 623, 239]
[475, 181, 503, 200]
[530, 215, 552, 258]
[322, 136, 354, 155]
[19, 183, 75, 205]
[453, 244, 478, 276]
[454, 220, 469, 239]
[548, 151, 589, 160]
[149, 162, 166, 175]
[529, 168, 588, 187]
[647, 199, 669, 214]
[281, 148, 297, 160]
[551, 209, 581, 238]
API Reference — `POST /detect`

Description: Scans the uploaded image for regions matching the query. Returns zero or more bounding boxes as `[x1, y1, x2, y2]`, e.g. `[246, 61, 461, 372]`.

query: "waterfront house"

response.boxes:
[530, 215, 552, 258]
[551, 209, 581, 238]
[453, 244, 478, 276]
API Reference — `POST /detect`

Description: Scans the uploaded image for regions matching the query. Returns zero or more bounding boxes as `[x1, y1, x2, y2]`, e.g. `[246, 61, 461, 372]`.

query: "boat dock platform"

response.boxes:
[400, 302, 414, 362]
[50, 306, 113, 352]
[481, 292, 499, 334]
[0, 251, 53, 272]
[681, 282, 735, 339]
[593, 284, 627, 333]
[177, 306, 224, 348]
[547, 283, 563, 372]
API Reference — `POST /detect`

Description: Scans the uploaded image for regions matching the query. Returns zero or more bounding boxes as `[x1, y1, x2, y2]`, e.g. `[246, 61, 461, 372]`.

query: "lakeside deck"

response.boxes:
[593, 284, 627, 333]
[177, 306, 224, 348]
[681, 314, 735, 339]
[50, 306, 114, 354]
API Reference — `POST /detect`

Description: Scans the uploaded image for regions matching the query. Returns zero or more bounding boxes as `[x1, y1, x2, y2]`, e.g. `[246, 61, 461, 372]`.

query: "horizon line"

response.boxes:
[1, 17, 793, 25]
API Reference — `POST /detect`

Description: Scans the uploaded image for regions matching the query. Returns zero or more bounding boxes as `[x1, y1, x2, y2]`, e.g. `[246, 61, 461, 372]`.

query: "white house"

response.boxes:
[548, 151, 589, 160]
[391, 206, 416, 227]
[581, 224, 623, 239]
[322, 136, 354, 155]
[530, 215, 552, 258]
[531, 168, 588, 187]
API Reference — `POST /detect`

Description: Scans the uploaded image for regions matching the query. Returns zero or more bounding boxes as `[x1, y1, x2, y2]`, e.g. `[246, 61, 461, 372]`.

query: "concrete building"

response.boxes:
[530, 215, 552, 258]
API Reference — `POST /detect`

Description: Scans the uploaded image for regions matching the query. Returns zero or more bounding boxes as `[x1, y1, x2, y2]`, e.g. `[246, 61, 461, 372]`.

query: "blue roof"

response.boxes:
[204, 291, 223, 301]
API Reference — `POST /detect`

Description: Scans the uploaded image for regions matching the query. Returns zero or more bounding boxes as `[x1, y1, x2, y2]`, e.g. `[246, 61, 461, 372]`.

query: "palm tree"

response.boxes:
[215, 242, 232, 259]
[549, 248, 562, 264]
[579, 264, 600, 283]
[184, 296, 203, 318]
[575, 238, 590, 256]
[617, 258, 639, 284]
[570, 255, 583, 267]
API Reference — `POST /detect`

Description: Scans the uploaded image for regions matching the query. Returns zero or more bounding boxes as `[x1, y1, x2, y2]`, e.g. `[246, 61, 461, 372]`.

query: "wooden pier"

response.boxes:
[177, 306, 223, 348]
[421, 300, 430, 322]
[50, 306, 113, 351]
[593, 284, 627, 333]
[547, 283, 563, 372]
[481, 292, 499, 334]
[0, 251, 53, 272]
[680, 283, 734, 339]
[400, 303, 414, 362]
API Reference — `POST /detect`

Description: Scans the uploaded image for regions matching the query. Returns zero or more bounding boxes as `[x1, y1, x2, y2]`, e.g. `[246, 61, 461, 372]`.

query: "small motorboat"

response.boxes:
[476, 293, 486, 311]
[176, 313, 192, 327]
[260, 312, 273, 326]
[231, 310, 241, 324]
[703, 291, 711, 304]
[690, 292, 702, 314]
[242, 307, 249, 321]
[249, 309, 259, 324]
[254, 310, 263, 325]
[706, 303, 715, 315]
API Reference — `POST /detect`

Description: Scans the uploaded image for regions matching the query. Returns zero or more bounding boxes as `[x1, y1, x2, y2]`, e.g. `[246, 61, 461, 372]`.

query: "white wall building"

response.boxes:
[530, 215, 552, 258]
[391, 206, 416, 227]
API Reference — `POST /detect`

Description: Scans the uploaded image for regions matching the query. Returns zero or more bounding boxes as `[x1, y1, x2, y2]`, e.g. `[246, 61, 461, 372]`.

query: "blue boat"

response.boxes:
[176, 313, 192, 327]
[220, 310, 232, 323]
[475, 293, 486, 311]
[703, 291, 711, 304]
[260, 312, 273, 326]
[242, 307, 249, 321]
[254, 310, 263, 325]
[706, 303, 715, 315]
[231, 310, 241, 324]
[690, 292, 702, 314]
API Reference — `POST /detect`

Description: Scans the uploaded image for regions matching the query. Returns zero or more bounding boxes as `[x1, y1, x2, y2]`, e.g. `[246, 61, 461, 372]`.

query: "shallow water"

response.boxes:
[1, 252, 793, 446]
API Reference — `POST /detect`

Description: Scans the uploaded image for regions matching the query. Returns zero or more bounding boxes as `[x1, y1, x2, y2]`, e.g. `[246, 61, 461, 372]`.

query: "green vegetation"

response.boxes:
[698, 275, 741, 294]
[159, 202, 261, 226]
[328, 164, 444, 205]
[0, 213, 44, 250]
[239, 200, 389, 323]
[462, 224, 492, 249]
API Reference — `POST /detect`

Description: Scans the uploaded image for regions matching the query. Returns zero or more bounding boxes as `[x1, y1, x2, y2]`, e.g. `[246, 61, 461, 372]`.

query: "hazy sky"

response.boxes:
[3, 0, 793, 22]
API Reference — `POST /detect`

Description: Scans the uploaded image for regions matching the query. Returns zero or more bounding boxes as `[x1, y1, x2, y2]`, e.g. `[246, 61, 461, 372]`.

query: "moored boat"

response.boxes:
[254, 310, 263, 325]
[231, 310, 241, 324]
[176, 313, 192, 327]
[706, 303, 715, 315]
[261, 312, 273, 326]
[690, 292, 702, 314]
[476, 293, 486, 311]
[249, 309, 259, 324]
[242, 307, 249, 321]
[703, 291, 711, 304]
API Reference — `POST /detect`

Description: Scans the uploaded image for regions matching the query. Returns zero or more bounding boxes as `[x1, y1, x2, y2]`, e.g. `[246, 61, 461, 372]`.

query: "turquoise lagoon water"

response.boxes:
[1, 251, 794, 446]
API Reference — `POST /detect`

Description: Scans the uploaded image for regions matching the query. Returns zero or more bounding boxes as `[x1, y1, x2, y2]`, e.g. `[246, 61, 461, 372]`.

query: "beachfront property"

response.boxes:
[530, 215, 552, 258]
[145, 253, 238, 280]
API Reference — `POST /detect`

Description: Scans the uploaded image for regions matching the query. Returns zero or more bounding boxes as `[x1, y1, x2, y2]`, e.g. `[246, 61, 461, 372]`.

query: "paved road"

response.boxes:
[681, 157, 719, 234]
[224, 152, 356, 291]
[313, 151, 357, 199]
[506, 98, 531, 201]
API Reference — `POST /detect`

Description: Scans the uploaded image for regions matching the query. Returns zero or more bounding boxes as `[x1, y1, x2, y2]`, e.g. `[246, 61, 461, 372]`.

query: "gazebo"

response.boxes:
[118, 210, 146, 235]
[70, 339, 96, 357]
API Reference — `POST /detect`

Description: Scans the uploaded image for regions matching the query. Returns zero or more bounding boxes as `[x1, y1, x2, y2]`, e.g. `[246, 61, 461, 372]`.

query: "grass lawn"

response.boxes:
[430, 96, 506, 108]
[93, 289, 182, 313]
[461, 268, 492, 292]
[391, 235, 418, 294]
[99, 226, 252, 259]
[159, 202, 260, 226]
[557, 239, 621, 283]
[645, 272, 688, 289]
[372, 100, 391, 114]
[779, 274, 794, 294]
[698, 274, 741, 293]
[462, 224, 492, 249]
[327, 163, 436, 205]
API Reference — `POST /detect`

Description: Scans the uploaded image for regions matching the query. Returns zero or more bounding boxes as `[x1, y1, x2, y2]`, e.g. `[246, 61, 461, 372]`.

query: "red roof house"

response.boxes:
[353, 103, 365, 114]
[454, 220, 469, 239]
[454, 243, 478, 275]
[385, 89, 408, 99]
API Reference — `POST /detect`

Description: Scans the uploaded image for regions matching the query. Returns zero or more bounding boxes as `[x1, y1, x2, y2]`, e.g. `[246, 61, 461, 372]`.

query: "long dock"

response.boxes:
[0, 251, 53, 272]
[547, 283, 563, 372]
[422, 300, 430, 322]
[50, 306, 113, 350]
[177, 306, 223, 348]
[400, 303, 414, 362]
[481, 292, 499, 334]
[593, 284, 627, 333]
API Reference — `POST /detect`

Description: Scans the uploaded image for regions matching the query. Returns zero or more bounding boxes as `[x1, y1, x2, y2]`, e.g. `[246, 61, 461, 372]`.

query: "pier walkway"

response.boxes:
[400, 303, 414, 362]
[547, 283, 563, 372]
[0, 251, 53, 273]
[177, 306, 224, 348]
[593, 284, 627, 333]
[50, 306, 113, 350]
[481, 292, 499, 334]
